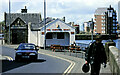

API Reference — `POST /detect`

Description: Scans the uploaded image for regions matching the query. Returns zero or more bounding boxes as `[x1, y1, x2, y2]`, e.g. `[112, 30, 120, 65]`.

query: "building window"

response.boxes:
[113, 27, 116, 29]
[113, 13, 115, 15]
[113, 16, 116, 19]
[113, 20, 116, 22]
[113, 31, 115, 33]
[113, 24, 116, 26]
[102, 23, 105, 26]
[94, 27, 96, 29]
[57, 33, 64, 39]
[102, 31, 105, 33]
[101, 20, 105, 22]
[102, 27, 105, 29]
[46, 33, 53, 39]
[101, 16, 105, 19]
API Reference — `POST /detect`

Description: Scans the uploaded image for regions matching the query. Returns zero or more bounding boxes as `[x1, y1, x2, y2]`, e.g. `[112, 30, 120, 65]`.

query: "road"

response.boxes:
[0, 46, 71, 75]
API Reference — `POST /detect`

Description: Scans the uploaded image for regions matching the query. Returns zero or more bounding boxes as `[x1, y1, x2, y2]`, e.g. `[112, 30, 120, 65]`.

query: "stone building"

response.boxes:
[4, 7, 42, 44]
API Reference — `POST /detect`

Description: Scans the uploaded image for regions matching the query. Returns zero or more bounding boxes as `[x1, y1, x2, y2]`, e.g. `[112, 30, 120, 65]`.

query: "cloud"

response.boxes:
[0, 0, 119, 25]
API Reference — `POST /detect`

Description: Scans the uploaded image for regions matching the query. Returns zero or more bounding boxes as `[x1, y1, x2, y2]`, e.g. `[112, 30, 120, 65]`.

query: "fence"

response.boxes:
[58, 43, 90, 59]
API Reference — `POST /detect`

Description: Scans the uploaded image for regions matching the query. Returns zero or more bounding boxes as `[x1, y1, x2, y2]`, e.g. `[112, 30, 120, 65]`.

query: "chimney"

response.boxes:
[63, 16, 65, 22]
[21, 6, 27, 13]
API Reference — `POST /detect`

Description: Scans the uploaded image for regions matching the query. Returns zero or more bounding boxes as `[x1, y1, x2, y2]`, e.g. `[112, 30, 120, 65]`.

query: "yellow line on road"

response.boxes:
[3, 56, 13, 61]
[38, 51, 75, 74]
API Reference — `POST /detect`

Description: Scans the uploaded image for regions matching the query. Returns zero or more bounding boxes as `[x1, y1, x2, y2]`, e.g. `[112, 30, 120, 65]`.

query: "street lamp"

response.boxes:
[108, 8, 113, 41]
[90, 18, 94, 43]
[44, 0, 46, 50]
[9, 0, 11, 44]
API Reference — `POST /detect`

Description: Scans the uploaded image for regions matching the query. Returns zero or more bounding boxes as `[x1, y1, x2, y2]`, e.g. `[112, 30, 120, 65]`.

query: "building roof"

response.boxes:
[31, 17, 55, 30]
[94, 8, 107, 15]
[5, 13, 42, 26]
[31, 18, 75, 30]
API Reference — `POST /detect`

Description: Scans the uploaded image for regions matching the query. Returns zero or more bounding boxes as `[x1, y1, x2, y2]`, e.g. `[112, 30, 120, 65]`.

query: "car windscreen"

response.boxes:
[18, 44, 35, 50]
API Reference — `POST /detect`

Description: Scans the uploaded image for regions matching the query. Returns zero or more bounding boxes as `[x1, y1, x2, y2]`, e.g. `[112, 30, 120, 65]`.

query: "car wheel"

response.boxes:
[15, 57, 20, 62]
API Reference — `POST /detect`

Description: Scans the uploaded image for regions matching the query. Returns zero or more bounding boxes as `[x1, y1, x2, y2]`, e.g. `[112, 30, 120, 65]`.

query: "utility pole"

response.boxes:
[9, 0, 11, 44]
[91, 18, 94, 43]
[44, 0, 46, 50]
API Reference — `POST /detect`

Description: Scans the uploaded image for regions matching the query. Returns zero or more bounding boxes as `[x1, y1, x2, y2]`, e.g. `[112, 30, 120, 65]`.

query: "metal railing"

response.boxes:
[62, 43, 90, 59]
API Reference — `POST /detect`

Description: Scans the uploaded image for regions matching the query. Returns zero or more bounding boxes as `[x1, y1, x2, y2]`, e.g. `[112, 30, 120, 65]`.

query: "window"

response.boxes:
[113, 20, 116, 22]
[102, 27, 105, 29]
[101, 16, 105, 19]
[113, 24, 116, 26]
[113, 16, 116, 19]
[101, 20, 105, 22]
[46, 33, 53, 39]
[113, 31, 115, 33]
[102, 31, 105, 33]
[94, 27, 96, 29]
[113, 13, 115, 15]
[57, 33, 64, 39]
[102, 23, 105, 26]
[113, 27, 117, 29]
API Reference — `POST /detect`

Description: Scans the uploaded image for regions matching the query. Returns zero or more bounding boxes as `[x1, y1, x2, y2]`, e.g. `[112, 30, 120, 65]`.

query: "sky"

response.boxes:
[0, 0, 119, 29]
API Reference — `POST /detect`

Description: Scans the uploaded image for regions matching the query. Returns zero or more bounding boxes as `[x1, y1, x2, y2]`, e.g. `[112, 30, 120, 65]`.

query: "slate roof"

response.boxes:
[31, 17, 54, 30]
[94, 8, 107, 15]
[31, 18, 75, 30]
[5, 13, 42, 26]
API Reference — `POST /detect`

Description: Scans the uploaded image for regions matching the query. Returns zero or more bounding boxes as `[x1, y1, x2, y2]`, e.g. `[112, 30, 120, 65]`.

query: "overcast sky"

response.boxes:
[0, 0, 119, 28]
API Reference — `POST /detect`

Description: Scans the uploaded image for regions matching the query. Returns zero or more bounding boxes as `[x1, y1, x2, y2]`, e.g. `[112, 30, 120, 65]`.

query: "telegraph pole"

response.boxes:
[44, 0, 46, 50]
[91, 18, 94, 43]
[9, 0, 11, 44]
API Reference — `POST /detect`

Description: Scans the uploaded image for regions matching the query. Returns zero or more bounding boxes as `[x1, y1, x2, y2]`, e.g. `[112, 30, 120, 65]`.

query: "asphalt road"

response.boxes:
[0, 46, 70, 75]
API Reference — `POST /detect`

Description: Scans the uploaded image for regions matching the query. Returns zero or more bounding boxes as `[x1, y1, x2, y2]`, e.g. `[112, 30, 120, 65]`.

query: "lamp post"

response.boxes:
[44, 0, 46, 50]
[90, 18, 94, 43]
[9, 0, 11, 44]
[108, 9, 113, 41]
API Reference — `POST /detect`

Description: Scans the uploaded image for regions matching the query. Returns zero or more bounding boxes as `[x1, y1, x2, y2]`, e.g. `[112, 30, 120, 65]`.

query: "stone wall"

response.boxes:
[105, 42, 120, 75]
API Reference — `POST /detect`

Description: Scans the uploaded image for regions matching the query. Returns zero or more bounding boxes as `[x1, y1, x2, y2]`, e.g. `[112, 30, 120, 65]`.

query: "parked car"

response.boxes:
[15, 43, 39, 61]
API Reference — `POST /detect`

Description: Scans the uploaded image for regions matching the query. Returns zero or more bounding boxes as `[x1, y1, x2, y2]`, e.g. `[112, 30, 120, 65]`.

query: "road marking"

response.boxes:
[3, 56, 13, 61]
[38, 51, 75, 74]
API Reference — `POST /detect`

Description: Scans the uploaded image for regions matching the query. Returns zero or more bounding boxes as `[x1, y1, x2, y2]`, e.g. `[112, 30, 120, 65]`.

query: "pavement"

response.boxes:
[0, 55, 7, 60]
[2, 45, 112, 74]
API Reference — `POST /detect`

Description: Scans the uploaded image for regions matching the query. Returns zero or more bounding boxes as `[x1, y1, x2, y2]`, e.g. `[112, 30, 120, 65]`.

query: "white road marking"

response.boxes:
[38, 51, 75, 74]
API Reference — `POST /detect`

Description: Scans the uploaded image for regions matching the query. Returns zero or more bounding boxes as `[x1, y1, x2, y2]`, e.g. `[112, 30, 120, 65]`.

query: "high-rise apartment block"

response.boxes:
[94, 5, 117, 34]
[105, 5, 117, 34]
[118, 1, 120, 24]
[94, 8, 107, 34]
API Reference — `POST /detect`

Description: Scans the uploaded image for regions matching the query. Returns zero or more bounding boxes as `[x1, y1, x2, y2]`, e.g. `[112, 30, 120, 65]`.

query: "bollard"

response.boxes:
[75, 48, 77, 57]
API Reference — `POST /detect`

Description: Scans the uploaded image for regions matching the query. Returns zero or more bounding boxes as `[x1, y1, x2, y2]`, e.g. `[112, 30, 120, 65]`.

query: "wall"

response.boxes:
[28, 22, 39, 46]
[105, 42, 120, 75]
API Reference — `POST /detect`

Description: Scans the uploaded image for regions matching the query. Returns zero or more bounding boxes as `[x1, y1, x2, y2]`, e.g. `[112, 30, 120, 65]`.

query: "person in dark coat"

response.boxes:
[85, 35, 107, 75]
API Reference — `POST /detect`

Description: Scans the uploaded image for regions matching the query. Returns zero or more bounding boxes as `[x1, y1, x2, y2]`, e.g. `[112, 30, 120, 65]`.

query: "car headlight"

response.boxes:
[16, 53, 22, 55]
[29, 53, 36, 55]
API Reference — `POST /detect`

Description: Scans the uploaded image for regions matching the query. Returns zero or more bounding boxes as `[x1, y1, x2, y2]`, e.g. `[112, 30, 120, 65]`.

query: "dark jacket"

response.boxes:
[85, 41, 107, 64]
